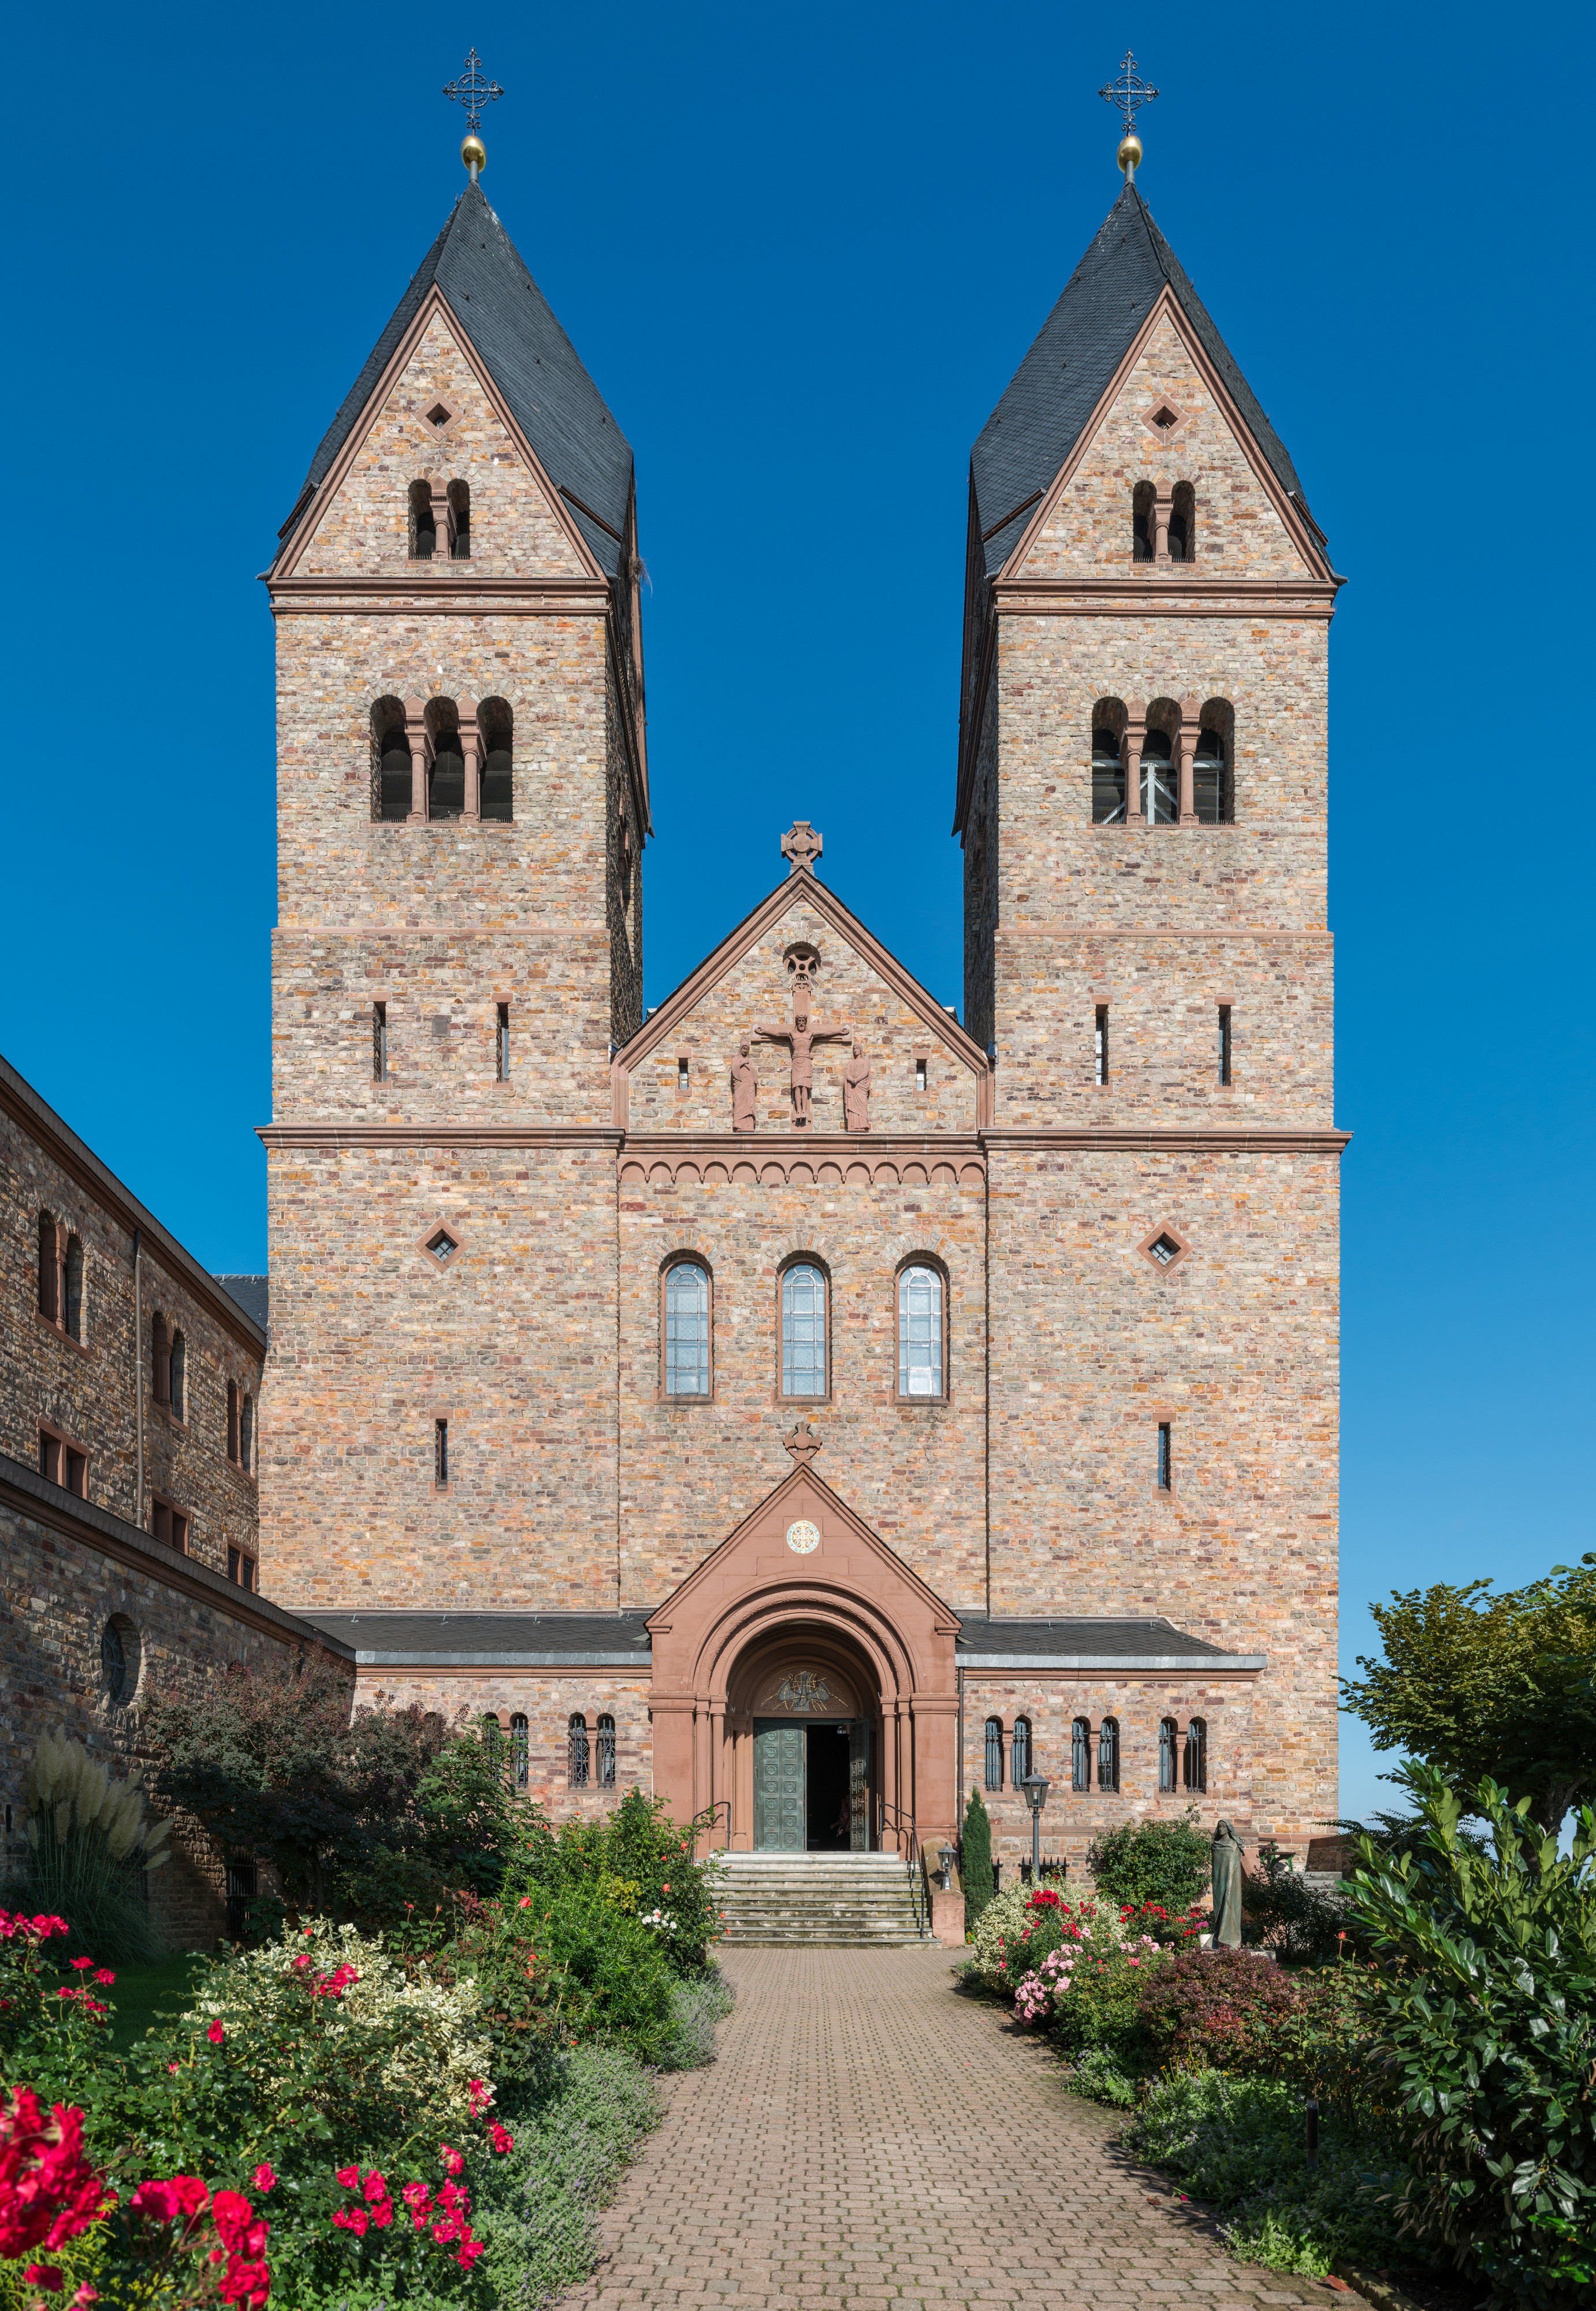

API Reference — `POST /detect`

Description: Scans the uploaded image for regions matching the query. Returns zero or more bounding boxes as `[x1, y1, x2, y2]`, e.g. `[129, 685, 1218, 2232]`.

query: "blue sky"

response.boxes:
[4, 2, 1591, 1819]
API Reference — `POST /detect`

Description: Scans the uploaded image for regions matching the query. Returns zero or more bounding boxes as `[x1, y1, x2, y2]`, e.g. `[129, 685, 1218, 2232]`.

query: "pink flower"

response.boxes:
[516, 1896, 531, 1908]
[212, 2191, 268, 2260]
[466, 2080, 490, 2115]
[332, 2207, 368, 2235]
[92, 1971, 115, 1988]
[401, 2183, 431, 2215]
[217, 2257, 270, 2306]
[369, 2200, 393, 2230]
[457, 2237, 485, 2269]
[362, 2172, 389, 2204]
[166, 2063, 179, 2074]
[488, 2124, 513, 2155]
[334, 2167, 359, 2190]
[206, 2022, 225, 2046]
[69, 2287, 98, 2306]
[68, 1959, 93, 1974]
[439, 2146, 464, 2178]
[291, 1956, 311, 1972]
[24, 2265, 64, 2291]
[252, 2165, 276, 2195]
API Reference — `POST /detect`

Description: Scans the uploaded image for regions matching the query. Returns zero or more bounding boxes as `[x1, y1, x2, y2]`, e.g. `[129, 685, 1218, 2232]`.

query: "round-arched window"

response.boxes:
[101, 1615, 141, 1707]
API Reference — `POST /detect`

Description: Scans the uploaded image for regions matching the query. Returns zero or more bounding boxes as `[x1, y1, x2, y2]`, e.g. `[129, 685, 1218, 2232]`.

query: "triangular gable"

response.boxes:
[611, 866, 992, 1129]
[270, 282, 606, 584]
[275, 182, 633, 579]
[1001, 284, 1335, 586]
[970, 183, 1323, 579]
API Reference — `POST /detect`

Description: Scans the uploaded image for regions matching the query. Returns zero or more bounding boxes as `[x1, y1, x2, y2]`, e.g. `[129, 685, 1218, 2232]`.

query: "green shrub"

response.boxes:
[1346, 1764, 1596, 2306]
[509, 1788, 724, 1975]
[1045, 1933, 1164, 2065]
[1128, 2068, 1413, 2278]
[1087, 1809, 1210, 1913]
[1137, 1948, 1368, 2102]
[1242, 1840, 1349, 1965]
[960, 1789, 992, 1935]
[1063, 2046, 1139, 2107]
[964, 1883, 1125, 1995]
[656, 1967, 735, 2072]
[516, 1885, 680, 2064]
[474, 2043, 660, 2307]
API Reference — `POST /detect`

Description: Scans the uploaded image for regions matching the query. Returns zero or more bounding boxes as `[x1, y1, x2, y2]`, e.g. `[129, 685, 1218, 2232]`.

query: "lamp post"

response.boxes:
[1020, 1771, 1051, 1882]
[937, 1843, 957, 1893]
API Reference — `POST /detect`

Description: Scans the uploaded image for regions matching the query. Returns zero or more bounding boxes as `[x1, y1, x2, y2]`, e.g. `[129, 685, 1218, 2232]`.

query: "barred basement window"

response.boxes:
[496, 1003, 511, 1082]
[1157, 1422, 1173, 1492]
[510, 1713, 529, 1788]
[1159, 1716, 1179, 1793]
[1071, 1716, 1091, 1792]
[1011, 1716, 1032, 1784]
[1095, 1006, 1109, 1086]
[434, 1418, 449, 1486]
[1098, 1716, 1121, 1792]
[373, 1002, 388, 1082]
[1184, 1717, 1208, 1794]
[1218, 1004, 1232, 1086]
[596, 1714, 616, 1788]
[568, 1713, 590, 1789]
[984, 1716, 1004, 1791]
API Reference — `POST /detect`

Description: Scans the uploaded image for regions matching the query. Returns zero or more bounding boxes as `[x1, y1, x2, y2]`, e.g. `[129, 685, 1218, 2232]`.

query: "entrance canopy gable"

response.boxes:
[646, 1464, 960, 1705]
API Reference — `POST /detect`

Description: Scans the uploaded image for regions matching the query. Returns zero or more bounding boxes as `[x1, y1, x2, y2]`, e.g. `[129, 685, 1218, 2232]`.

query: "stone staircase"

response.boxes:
[712, 1851, 933, 1945]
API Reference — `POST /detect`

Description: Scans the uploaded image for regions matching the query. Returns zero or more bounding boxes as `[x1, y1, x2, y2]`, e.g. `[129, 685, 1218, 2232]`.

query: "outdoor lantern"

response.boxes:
[1020, 1771, 1051, 1880]
[938, 1842, 957, 1891]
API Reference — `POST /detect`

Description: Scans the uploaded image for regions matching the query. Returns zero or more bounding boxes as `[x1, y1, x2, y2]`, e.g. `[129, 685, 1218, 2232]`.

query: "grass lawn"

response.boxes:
[103, 1952, 207, 2048]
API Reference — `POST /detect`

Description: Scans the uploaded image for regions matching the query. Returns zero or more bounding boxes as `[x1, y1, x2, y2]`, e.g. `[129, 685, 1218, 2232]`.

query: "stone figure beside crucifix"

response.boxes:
[754, 1010, 852, 1128]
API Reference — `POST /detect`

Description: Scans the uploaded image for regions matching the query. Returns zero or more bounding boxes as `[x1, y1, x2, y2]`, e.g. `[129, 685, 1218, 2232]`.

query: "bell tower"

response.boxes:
[259, 99, 646, 1613]
[958, 82, 1346, 1837]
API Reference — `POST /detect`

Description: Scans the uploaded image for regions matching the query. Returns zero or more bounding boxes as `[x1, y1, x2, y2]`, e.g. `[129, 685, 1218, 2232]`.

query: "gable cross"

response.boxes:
[781, 820, 824, 875]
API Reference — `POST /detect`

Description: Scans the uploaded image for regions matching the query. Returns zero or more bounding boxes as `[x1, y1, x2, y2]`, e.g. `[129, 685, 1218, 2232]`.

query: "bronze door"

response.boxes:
[752, 1718, 806, 1849]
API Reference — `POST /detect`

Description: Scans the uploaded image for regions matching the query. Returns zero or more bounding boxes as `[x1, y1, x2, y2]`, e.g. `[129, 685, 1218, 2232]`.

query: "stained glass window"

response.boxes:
[781, 1264, 827, 1398]
[664, 1262, 710, 1396]
[898, 1265, 943, 1398]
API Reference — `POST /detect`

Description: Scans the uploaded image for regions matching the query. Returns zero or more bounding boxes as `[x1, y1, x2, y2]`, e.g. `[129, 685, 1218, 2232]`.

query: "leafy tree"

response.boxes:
[1346, 1763, 1596, 2305]
[961, 1788, 993, 1935]
[1341, 1552, 1596, 1834]
[1087, 1810, 1210, 1913]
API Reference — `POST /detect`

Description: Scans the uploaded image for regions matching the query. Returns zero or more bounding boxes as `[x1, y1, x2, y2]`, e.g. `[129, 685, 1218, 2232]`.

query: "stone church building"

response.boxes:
[2, 158, 1344, 1896]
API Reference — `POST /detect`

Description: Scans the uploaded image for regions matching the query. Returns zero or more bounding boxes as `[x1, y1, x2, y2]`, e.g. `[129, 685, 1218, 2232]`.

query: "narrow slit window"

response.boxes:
[915, 1056, 927, 1092]
[39, 1433, 61, 1485]
[1098, 1716, 1121, 1793]
[1157, 1422, 1173, 1492]
[65, 1447, 87, 1498]
[1011, 1716, 1032, 1784]
[568, 1712, 590, 1789]
[596, 1712, 616, 1787]
[984, 1716, 1004, 1791]
[1095, 1006, 1109, 1087]
[227, 1380, 240, 1463]
[677, 1056, 689, 1094]
[1218, 1004, 1232, 1087]
[1071, 1716, 1091, 1792]
[1184, 1718, 1208, 1793]
[496, 1002, 511, 1083]
[64, 1236, 83, 1342]
[448, 478, 471, 560]
[509, 1712, 529, 1788]
[373, 1002, 388, 1083]
[169, 1332, 186, 1422]
[38, 1212, 59, 1324]
[240, 1394, 254, 1474]
[151, 1314, 170, 1405]
[434, 1418, 449, 1486]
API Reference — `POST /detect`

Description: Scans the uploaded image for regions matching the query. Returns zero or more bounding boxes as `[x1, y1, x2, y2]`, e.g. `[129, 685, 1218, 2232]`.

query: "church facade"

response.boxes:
[254, 165, 1345, 1872]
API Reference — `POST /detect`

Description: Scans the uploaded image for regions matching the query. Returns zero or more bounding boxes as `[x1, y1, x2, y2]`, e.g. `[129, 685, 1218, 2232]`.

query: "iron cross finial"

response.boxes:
[1099, 49, 1159, 135]
[444, 48, 503, 135]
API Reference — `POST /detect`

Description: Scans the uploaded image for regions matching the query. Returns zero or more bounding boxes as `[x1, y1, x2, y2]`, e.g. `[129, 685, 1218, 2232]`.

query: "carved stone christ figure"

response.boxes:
[730, 1039, 758, 1132]
[753, 1010, 851, 1128]
[843, 1040, 871, 1132]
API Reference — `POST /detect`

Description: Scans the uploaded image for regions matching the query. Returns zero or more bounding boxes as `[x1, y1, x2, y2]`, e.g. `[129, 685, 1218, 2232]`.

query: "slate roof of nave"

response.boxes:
[278, 181, 633, 578]
[971, 183, 1310, 577]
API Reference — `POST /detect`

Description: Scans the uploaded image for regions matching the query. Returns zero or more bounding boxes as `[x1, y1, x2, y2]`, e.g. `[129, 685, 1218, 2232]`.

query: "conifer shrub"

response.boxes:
[960, 1789, 992, 1936]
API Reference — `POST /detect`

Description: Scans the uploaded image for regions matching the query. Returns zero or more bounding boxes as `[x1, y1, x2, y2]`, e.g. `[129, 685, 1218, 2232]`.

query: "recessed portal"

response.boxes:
[752, 1716, 870, 1851]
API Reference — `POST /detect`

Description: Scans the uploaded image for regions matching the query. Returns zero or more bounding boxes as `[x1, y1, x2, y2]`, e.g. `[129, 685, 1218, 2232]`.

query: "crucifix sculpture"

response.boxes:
[753, 1008, 852, 1128]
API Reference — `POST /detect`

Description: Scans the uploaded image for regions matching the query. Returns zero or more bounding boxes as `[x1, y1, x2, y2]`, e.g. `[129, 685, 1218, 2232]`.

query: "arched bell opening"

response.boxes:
[726, 1623, 883, 1854]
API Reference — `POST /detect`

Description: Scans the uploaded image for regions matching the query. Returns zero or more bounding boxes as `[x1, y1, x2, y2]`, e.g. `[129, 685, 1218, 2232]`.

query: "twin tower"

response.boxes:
[257, 165, 1344, 1861]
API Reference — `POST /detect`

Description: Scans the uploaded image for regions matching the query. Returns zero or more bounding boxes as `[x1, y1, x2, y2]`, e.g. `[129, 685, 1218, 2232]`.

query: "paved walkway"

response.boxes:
[566, 1946, 1332, 2311]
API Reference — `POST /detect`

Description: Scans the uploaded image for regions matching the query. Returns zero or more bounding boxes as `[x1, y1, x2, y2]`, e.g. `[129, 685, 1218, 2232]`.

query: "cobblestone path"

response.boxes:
[565, 1945, 1333, 2310]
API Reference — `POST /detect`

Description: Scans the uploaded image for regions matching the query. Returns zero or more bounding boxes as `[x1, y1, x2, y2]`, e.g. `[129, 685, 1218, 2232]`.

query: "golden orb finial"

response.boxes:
[461, 132, 487, 178]
[1117, 132, 1143, 179]
[444, 49, 503, 184]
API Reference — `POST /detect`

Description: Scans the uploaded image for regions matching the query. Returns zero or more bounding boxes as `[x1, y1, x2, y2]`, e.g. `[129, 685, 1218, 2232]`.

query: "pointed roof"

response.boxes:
[971, 183, 1311, 577]
[278, 181, 633, 578]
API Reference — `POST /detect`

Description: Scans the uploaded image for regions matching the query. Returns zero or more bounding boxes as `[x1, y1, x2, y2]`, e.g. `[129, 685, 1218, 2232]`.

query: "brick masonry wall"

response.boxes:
[262, 1146, 622, 1613]
[358, 1674, 652, 1820]
[0, 1496, 349, 1946]
[1, 1110, 262, 1579]
[961, 1676, 1262, 1863]
[617, 1169, 987, 1608]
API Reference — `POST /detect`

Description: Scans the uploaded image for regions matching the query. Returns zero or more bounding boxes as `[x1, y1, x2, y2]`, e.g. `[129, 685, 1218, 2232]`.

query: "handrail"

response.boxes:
[876, 1798, 931, 1937]
[693, 1797, 733, 1854]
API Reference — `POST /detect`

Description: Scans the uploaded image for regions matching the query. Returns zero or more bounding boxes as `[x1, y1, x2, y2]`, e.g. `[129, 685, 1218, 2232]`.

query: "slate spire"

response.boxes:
[278, 183, 633, 577]
[969, 183, 1312, 578]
